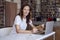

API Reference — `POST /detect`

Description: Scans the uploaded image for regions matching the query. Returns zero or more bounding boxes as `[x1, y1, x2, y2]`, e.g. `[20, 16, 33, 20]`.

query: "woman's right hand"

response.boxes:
[32, 27, 38, 34]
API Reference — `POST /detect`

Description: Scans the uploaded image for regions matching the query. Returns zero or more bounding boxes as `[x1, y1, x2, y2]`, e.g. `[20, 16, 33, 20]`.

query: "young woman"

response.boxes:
[11, 4, 39, 34]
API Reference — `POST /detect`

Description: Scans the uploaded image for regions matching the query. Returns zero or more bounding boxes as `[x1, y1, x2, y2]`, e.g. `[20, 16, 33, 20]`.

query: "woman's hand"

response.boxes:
[36, 24, 44, 33]
[32, 27, 38, 34]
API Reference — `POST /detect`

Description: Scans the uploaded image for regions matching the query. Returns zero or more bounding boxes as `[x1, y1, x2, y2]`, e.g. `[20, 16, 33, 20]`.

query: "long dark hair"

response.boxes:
[18, 4, 32, 30]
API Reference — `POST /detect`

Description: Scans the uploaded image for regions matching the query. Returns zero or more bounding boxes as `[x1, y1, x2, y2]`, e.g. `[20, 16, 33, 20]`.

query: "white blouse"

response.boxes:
[10, 15, 32, 34]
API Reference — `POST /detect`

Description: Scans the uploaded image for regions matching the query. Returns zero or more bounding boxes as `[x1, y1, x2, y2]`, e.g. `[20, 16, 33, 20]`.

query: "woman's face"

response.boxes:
[23, 6, 30, 17]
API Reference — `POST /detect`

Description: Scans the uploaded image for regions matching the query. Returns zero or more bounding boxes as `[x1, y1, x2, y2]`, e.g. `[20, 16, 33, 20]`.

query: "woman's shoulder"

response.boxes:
[15, 15, 21, 20]
[15, 15, 21, 18]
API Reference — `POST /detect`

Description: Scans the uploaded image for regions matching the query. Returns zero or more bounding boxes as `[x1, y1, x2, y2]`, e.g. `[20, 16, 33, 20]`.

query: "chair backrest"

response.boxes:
[45, 21, 54, 35]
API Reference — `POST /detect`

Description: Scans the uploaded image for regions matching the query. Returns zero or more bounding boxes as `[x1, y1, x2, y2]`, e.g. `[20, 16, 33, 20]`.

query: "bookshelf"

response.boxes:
[39, 0, 56, 21]
[0, 0, 5, 27]
[21, 0, 60, 22]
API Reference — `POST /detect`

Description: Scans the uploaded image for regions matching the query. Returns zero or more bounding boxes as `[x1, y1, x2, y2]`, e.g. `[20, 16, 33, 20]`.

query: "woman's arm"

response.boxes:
[15, 25, 32, 34]
[29, 23, 45, 33]
[29, 23, 39, 33]
[29, 20, 44, 29]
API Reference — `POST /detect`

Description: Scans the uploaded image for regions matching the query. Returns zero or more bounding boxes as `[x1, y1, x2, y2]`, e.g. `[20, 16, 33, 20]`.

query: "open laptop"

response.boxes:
[36, 21, 54, 35]
[43, 21, 54, 35]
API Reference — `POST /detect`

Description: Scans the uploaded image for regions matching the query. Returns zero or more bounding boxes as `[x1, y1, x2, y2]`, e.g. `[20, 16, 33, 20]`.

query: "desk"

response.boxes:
[0, 32, 55, 40]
